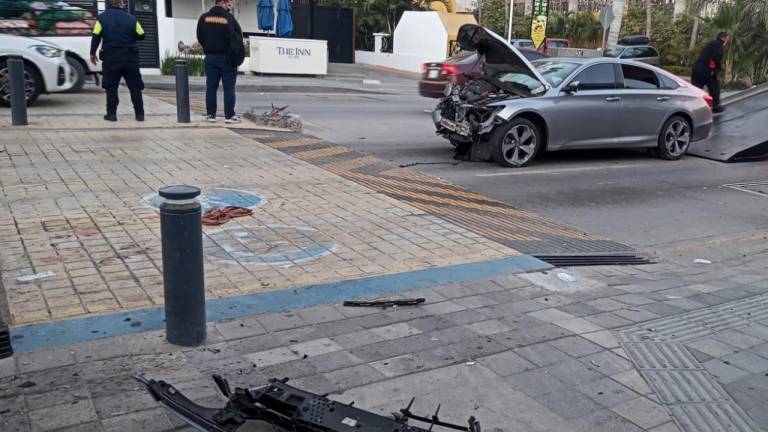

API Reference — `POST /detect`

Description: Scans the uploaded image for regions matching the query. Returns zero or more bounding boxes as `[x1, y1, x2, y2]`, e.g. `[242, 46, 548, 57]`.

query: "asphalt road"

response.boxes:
[235, 88, 768, 257]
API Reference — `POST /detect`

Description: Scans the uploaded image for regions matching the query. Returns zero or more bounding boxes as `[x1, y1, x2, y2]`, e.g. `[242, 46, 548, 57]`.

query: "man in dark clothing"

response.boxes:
[691, 32, 730, 113]
[197, 0, 245, 123]
[90, 0, 145, 122]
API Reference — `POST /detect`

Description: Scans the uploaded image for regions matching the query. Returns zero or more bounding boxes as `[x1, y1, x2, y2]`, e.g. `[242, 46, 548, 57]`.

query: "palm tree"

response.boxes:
[645, 0, 651, 38]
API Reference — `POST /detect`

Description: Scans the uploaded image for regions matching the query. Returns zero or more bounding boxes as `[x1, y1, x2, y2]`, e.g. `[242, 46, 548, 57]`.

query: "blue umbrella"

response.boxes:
[257, 0, 274, 31]
[276, 0, 292, 38]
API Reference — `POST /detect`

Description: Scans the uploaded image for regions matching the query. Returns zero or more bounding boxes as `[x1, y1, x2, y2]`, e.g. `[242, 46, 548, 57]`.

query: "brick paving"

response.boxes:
[1, 252, 767, 431]
[0, 92, 514, 325]
[2, 89, 768, 432]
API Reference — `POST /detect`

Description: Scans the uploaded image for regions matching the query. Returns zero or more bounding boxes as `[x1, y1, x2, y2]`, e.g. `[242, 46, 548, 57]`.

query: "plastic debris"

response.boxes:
[557, 272, 576, 282]
[16, 271, 55, 283]
[465, 361, 476, 366]
[694, 259, 712, 264]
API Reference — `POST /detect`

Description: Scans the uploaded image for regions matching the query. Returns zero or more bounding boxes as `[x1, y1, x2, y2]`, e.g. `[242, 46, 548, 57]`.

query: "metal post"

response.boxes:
[175, 59, 191, 124]
[159, 185, 205, 346]
[507, 0, 514, 42]
[8, 55, 28, 126]
[0, 320, 12, 359]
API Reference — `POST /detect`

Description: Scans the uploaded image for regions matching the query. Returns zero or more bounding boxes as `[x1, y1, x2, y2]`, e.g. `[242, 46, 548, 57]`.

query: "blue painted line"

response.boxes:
[10, 255, 551, 353]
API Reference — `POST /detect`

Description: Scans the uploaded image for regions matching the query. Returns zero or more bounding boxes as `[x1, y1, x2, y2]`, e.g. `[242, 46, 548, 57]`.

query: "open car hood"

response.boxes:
[457, 24, 549, 97]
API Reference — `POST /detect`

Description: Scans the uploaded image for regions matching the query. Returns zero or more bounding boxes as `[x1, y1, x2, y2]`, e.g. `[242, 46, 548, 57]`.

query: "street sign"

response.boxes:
[599, 5, 614, 31]
[530, 0, 550, 49]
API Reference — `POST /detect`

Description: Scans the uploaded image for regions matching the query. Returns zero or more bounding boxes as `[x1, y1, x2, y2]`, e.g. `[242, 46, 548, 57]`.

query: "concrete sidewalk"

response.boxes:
[2, 89, 768, 432]
[2, 252, 767, 432]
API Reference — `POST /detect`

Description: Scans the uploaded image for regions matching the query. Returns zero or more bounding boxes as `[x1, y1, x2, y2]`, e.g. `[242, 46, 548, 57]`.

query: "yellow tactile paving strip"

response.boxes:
[246, 131, 634, 256]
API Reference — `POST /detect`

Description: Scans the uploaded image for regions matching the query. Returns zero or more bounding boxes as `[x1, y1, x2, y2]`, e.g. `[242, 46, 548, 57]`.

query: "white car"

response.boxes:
[0, 34, 74, 107]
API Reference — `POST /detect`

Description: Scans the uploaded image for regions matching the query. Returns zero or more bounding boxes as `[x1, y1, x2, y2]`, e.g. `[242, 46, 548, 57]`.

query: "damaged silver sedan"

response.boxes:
[434, 25, 713, 167]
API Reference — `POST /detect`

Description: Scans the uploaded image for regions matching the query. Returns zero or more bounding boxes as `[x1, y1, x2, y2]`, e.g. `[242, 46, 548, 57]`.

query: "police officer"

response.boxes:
[197, 0, 245, 123]
[691, 32, 730, 114]
[90, 0, 145, 122]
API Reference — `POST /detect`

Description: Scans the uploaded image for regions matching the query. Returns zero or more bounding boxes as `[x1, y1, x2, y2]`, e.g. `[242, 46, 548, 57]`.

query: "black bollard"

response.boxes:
[8, 55, 28, 126]
[175, 59, 191, 123]
[0, 320, 12, 359]
[159, 185, 206, 346]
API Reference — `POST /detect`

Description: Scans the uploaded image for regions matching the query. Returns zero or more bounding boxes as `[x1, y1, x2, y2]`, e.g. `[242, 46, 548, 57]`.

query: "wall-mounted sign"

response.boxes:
[455, 0, 478, 13]
[249, 36, 328, 75]
[530, 0, 549, 49]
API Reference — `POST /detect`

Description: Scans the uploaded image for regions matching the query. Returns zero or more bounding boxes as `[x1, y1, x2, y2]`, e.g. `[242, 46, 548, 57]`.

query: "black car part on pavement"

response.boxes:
[135, 375, 482, 432]
[342, 298, 426, 308]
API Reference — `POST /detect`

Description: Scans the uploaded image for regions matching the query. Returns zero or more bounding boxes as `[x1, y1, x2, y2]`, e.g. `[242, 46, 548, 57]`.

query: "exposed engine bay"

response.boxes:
[434, 64, 525, 161]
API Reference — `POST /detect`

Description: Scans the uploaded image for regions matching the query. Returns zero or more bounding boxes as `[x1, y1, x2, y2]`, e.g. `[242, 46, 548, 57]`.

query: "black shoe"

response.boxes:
[135, 113, 145, 122]
[712, 105, 726, 114]
[103, 114, 117, 122]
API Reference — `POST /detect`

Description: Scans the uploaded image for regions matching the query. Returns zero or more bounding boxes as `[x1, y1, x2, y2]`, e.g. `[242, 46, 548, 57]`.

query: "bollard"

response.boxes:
[8, 55, 28, 126]
[0, 320, 12, 359]
[159, 185, 205, 346]
[175, 59, 191, 123]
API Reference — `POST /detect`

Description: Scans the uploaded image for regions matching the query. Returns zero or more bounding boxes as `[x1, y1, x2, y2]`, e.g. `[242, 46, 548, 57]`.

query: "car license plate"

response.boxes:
[428, 70, 439, 79]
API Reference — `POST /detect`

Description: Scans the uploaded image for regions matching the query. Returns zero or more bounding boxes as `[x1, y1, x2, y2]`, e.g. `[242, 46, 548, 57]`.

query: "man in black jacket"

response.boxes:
[90, 0, 145, 122]
[691, 32, 730, 113]
[197, 0, 245, 123]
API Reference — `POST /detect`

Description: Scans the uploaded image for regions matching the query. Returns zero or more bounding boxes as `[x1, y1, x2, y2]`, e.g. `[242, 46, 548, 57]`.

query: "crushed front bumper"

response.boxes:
[136, 375, 481, 432]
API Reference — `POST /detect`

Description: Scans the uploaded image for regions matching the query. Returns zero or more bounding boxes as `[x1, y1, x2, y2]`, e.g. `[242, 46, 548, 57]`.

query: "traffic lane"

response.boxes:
[418, 151, 768, 249]
[235, 91, 768, 250]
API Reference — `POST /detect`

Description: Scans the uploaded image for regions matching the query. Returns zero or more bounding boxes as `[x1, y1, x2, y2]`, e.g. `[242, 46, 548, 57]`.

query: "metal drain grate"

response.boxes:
[534, 254, 653, 267]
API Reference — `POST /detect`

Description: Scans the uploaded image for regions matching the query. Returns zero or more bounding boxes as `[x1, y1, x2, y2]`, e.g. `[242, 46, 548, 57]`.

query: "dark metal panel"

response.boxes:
[128, 0, 160, 68]
[687, 90, 768, 162]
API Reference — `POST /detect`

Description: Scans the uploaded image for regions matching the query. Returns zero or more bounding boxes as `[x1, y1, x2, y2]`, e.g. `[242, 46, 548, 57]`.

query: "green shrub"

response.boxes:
[160, 51, 206, 76]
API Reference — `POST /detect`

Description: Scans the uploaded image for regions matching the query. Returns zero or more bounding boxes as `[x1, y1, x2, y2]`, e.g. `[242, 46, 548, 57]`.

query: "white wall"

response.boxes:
[393, 11, 448, 60]
[355, 51, 434, 73]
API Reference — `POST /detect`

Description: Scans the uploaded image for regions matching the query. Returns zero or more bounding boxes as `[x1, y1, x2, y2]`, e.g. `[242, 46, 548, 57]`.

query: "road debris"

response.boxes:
[244, 104, 302, 132]
[18, 381, 36, 388]
[343, 298, 426, 309]
[694, 259, 712, 264]
[557, 272, 576, 282]
[136, 375, 481, 431]
[202, 206, 254, 226]
[16, 271, 55, 283]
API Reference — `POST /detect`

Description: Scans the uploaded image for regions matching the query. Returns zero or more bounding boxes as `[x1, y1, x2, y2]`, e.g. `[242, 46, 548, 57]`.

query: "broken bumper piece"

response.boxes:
[135, 375, 481, 432]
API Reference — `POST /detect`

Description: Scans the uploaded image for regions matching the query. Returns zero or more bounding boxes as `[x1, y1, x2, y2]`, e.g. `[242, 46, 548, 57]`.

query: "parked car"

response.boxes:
[605, 45, 660, 65]
[0, 34, 74, 107]
[510, 38, 535, 49]
[433, 25, 713, 167]
[538, 38, 572, 55]
[419, 49, 549, 98]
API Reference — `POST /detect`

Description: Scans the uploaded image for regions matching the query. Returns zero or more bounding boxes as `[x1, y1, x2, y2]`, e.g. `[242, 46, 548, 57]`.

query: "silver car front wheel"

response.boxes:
[491, 118, 541, 167]
[657, 115, 691, 160]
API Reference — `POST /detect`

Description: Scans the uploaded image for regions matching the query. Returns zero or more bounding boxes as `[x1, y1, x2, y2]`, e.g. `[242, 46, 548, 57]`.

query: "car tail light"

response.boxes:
[441, 64, 459, 76]
[703, 94, 714, 109]
[421, 63, 428, 74]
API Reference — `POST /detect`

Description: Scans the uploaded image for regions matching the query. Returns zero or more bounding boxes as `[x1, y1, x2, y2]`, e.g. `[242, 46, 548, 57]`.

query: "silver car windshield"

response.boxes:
[495, 60, 579, 92]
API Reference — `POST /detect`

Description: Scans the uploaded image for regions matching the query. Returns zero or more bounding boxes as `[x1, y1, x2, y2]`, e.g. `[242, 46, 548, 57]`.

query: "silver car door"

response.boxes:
[617, 63, 673, 146]
[553, 63, 622, 149]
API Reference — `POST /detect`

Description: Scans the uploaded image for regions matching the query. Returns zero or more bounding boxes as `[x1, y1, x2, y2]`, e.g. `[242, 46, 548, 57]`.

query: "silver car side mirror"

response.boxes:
[564, 81, 580, 94]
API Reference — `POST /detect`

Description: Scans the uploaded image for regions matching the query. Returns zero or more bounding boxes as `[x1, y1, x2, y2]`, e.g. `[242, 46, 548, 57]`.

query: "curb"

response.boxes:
[10, 255, 551, 353]
[143, 82, 386, 95]
[722, 83, 768, 106]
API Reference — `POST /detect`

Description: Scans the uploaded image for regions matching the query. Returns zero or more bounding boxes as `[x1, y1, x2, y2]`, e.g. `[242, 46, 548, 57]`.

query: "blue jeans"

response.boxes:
[204, 54, 237, 119]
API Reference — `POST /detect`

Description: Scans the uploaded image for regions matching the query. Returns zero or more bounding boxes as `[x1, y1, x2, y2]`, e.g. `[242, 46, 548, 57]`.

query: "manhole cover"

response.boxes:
[205, 225, 336, 267]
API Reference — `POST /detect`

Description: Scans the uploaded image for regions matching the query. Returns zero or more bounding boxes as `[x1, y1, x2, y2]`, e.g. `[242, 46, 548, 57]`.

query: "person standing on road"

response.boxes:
[90, 0, 145, 122]
[197, 0, 245, 124]
[691, 32, 730, 114]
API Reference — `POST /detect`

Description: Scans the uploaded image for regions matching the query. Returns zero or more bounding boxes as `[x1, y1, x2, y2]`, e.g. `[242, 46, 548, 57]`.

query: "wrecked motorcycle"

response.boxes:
[136, 375, 481, 432]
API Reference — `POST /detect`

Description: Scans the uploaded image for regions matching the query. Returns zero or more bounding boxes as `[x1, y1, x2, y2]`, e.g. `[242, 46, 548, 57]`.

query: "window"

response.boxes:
[532, 60, 580, 87]
[621, 48, 642, 59]
[570, 64, 617, 90]
[621, 64, 660, 89]
[659, 74, 680, 90]
[637, 47, 659, 58]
